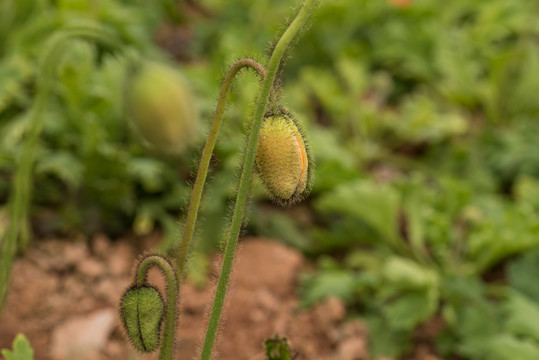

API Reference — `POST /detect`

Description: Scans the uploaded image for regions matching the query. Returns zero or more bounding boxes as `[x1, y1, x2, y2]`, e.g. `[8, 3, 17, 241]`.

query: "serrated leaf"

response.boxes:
[486, 334, 539, 360]
[35, 151, 83, 189]
[382, 256, 438, 290]
[366, 316, 411, 358]
[0, 55, 34, 112]
[315, 179, 399, 242]
[1, 334, 34, 360]
[301, 268, 357, 306]
[504, 291, 539, 343]
[468, 206, 539, 273]
[383, 289, 438, 331]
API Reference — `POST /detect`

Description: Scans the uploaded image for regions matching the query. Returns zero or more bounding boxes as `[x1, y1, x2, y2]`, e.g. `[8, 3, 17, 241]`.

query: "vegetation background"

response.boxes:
[2, 0, 539, 359]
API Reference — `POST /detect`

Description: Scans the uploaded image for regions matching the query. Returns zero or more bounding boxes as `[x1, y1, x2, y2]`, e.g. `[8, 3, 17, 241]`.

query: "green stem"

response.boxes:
[0, 23, 119, 310]
[199, 1, 317, 359]
[135, 255, 178, 360]
[176, 58, 266, 279]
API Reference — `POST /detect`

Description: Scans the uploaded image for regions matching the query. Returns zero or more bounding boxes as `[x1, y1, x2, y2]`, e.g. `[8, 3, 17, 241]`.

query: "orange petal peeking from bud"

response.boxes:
[255, 112, 312, 205]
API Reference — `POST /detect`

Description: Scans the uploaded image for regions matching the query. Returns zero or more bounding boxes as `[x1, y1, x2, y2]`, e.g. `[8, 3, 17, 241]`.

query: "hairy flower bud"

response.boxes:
[255, 112, 312, 205]
[126, 61, 200, 154]
[120, 286, 164, 352]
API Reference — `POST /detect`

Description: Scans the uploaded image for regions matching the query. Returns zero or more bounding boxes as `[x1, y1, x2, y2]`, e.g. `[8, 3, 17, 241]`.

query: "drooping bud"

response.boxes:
[125, 60, 200, 154]
[255, 111, 312, 205]
[120, 286, 164, 352]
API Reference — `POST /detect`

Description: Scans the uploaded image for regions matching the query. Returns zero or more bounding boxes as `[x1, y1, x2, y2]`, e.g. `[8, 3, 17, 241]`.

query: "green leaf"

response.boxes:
[486, 334, 539, 360]
[508, 249, 539, 303]
[468, 205, 539, 273]
[127, 158, 165, 193]
[186, 251, 210, 288]
[1, 334, 34, 360]
[300, 266, 357, 306]
[366, 316, 411, 358]
[308, 127, 361, 192]
[504, 291, 539, 343]
[382, 256, 438, 290]
[383, 289, 438, 331]
[0, 55, 34, 112]
[35, 151, 83, 189]
[451, 294, 503, 359]
[315, 179, 399, 242]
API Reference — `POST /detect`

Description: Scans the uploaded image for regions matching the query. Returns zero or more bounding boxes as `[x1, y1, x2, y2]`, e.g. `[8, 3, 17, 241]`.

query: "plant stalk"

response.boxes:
[0, 23, 119, 310]
[199, 1, 317, 359]
[176, 59, 266, 279]
[135, 255, 178, 360]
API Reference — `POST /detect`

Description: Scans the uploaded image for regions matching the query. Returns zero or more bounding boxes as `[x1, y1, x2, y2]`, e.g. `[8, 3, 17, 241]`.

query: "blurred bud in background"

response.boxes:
[125, 60, 200, 155]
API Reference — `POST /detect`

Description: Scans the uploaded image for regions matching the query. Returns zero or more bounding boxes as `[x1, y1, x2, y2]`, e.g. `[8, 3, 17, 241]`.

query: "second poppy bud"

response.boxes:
[255, 111, 312, 205]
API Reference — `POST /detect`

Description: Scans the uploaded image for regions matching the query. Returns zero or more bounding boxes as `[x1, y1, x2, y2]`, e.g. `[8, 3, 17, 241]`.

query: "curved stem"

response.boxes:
[199, 1, 317, 359]
[14, 25, 119, 250]
[135, 255, 178, 360]
[176, 58, 266, 279]
[0, 23, 119, 309]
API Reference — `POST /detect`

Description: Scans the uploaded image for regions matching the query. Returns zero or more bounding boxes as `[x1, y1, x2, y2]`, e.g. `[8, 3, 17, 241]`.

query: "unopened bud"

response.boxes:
[126, 61, 199, 154]
[256, 112, 312, 205]
[120, 286, 164, 352]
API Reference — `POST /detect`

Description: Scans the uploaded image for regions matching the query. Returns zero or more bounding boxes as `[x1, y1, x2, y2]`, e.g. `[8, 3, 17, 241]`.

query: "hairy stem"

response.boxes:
[199, 1, 317, 359]
[136, 255, 178, 360]
[0, 23, 119, 310]
[176, 58, 266, 279]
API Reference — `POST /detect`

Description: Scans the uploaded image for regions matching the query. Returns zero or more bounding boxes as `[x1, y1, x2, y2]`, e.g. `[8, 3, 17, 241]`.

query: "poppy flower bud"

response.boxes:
[126, 61, 200, 154]
[255, 112, 312, 205]
[120, 286, 164, 352]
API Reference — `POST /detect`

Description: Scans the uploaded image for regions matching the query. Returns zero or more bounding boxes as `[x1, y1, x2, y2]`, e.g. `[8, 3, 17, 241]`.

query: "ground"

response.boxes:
[0, 235, 377, 360]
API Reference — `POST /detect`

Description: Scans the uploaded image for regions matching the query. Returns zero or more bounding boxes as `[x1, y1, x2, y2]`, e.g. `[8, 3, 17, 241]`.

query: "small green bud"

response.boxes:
[120, 286, 164, 352]
[256, 112, 312, 205]
[126, 61, 200, 154]
[264, 335, 293, 360]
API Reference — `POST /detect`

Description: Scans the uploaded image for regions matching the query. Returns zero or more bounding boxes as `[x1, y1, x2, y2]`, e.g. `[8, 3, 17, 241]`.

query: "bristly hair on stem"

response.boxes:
[175, 58, 266, 281]
[199, 1, 318, 359]
[120, 253, 179, 360]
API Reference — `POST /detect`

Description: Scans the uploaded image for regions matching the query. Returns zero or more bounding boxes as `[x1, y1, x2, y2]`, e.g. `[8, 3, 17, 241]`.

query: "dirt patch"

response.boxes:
[0, 236, 371, 360]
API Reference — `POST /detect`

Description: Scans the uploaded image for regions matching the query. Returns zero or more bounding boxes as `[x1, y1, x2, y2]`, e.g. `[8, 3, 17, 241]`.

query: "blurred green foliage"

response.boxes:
[2, 0, 539, 359]
[0, 0, 194, 244]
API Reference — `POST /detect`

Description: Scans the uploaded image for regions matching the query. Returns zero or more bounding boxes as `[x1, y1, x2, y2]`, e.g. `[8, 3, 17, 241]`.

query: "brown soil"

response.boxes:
[0, 235, 374, 360]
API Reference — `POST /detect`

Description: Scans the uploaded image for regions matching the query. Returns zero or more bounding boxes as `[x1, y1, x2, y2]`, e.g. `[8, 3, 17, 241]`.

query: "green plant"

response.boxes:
[0, 0, 200, 311]
[0, 20, 122, 308]
[302, 174, 539, 359]
[118, 1, 318, 359]
[120, 254, 178, 358]
[1, 334, 34, 360]
[264, 335, 294, 360]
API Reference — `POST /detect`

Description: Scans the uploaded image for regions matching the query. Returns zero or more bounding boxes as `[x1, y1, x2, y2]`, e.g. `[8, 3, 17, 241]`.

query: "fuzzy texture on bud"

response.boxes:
[255, 111, 312, 205]
[120, 286, 164, 352]
[126, 61, 200, 154]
